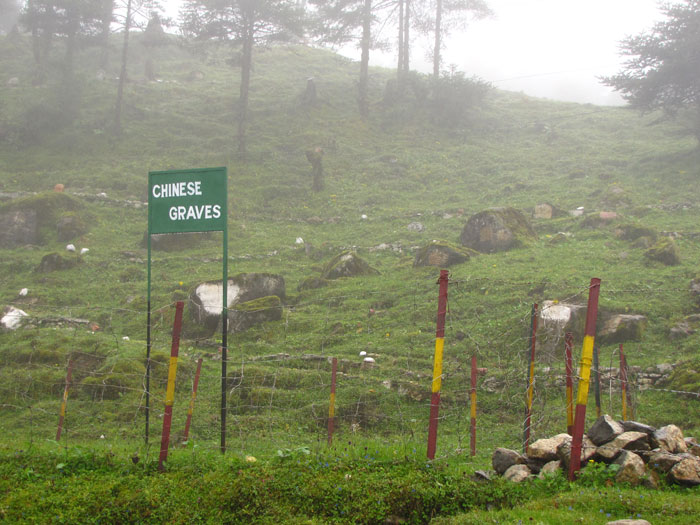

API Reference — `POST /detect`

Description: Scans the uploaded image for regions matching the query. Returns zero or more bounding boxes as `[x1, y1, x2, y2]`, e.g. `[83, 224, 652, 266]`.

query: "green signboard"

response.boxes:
[148, 167, 227, 234]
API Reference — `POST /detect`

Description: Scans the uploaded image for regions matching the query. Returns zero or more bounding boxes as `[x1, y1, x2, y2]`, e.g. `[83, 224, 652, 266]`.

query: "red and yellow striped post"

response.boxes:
[427, 270, 449, 460]
[469, 354, 477, 456]
[183, 357, 203, 442]
[56, 357, 74, 441]
[565, 332, 574, 435]
[568, 278, 601, 481]
[523, 303, 538, 453]
[158, 301, 184, 472]
[328, 357, 338, 446]
[619, 344, 628, 421]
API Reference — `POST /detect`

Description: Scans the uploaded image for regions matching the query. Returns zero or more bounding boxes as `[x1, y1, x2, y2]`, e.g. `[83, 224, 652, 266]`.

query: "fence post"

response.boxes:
[56, 357, 74, 441]
[470, 354, 477, 456]
[183, 357, 203, 443]
[523, 303, 538, 453]
[328, 357, 338, 445]
[568, 278, 601, 481]
[158, 301, 184, 471]
[427, 270, 449, 460]
[565, 333, 574, 435]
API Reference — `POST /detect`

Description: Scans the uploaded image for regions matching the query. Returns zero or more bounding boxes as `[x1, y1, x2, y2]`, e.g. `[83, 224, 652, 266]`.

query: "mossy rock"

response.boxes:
[661, 357, 700, 395]
[0, 192, 86, 246]
[56, 212, 88, 241]
[229, 295, 282, 332]
[321, 251, 379, 279]
[644, 237, 680, 266]
[35, 252, 81, 273]
[460, 207, 537, 253]
[614, 223, 658, 242]
[297, 276, 330, 291]
[413, 240, 475, 268]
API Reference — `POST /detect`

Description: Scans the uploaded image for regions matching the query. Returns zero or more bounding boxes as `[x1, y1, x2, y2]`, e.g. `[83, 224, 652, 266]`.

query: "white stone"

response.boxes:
[359, 351, 367, 356]
[193, 281, 242, 316]
[80, 248, 89, 255]
[361, 214, 368, 220]
[122, 336, 130, 341]
[1, 307, 28, 330]
[65, 244, 76, 252]
[18, 288, 28, 297]
[363, 357, 375, 363]
[295, 237, 304, 244]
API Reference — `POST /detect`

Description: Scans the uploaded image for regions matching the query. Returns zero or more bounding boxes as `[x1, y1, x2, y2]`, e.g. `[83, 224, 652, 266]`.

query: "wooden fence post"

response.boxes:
[158, 301, 184, 471]
[523, 303, 538, 453]
[427, 270, 449, 460]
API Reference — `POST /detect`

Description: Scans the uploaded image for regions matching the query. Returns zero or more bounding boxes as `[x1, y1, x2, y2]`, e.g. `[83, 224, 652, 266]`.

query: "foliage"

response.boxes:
[602, 0, 700, 143]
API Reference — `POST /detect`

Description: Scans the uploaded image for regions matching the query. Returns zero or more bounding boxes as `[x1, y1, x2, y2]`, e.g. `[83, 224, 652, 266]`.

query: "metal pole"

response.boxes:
[523, 303, 538, 453]
[470, 354, 477, 456]
[565, 332, 574, 435]
[427, 270, 449, 459]
[146, 228, 152, 446]
[183, 357, 203, 442]
[568, 278, 601, 481]
[328, 357, 338, 445]
[221, 172, 229, 454]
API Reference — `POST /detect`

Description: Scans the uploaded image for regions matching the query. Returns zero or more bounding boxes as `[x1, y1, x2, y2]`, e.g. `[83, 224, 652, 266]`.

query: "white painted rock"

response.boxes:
[18, 288, 28, 297]
[1, 306, 28, 330]
[65, 244, 76, 252]
[80, 248, 89, 255]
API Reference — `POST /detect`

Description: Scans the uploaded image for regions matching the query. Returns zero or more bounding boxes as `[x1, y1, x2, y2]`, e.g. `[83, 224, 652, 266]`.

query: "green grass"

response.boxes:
[1, 31, 699, 522]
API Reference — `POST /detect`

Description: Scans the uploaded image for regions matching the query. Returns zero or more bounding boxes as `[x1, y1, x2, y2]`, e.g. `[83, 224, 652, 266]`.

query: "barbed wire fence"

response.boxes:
[1, 274, 698, 463]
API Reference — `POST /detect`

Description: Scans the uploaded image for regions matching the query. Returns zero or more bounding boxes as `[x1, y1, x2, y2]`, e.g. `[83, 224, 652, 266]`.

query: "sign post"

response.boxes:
[147, 167, 228, 451]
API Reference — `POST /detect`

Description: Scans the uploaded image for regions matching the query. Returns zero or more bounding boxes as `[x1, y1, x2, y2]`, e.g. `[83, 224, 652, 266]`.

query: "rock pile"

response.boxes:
[492, 415, 700, 486]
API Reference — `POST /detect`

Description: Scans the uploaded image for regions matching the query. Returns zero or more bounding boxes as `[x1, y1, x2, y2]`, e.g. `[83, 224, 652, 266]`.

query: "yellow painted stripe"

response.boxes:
[575, 335, 595, 405]
[328, 392, 335, 418]
[59, 403, 66, 418]
[470, 392, 477, 419]
[566, 386, 574, 426]
[621, 388, 627, 420]
[165, 356, 179, 406]
[432, 338, 444, 393]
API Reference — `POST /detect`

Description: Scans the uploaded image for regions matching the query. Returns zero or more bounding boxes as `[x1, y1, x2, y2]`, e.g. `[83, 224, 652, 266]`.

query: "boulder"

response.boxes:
[652, 424, 687, 454]
[503, 464, 531, 482]
[620, 421, 656, 435]
[0, 208, 38, 248]
[321, 251, 379, 279]
[0, 192, 83, 246]
[614, 223, 657, 242]
[648, 451, 683, 473]
[56, 213, 88, 241]
[557, 435, 596, 469]
[492, 447, 524, 475]
[1, 306, 28, 330]
[189, 273, 286, 335]
[644, 237, 680, 265]
[527, 433, 571, 462]
[229, 296, 282, 332]
[668, 457, 700, 486]
[35, 252, 79, 273]
[606, 520, 651, 525]
[608, 431, 650, 452]
[406, 222, 425, 232]
[297, 276, 329, 292]
[536, 301, 587, 358]
[413, 240, 473, 268]
[533, 203, 565, 219]
[588, 415, 625, 446]
[460, 207, 537, 253]
[595, 444, 622, 463]
[613, 450, 645, 485]
[598, 314, 647, 343]
[538, 460, 561, 478]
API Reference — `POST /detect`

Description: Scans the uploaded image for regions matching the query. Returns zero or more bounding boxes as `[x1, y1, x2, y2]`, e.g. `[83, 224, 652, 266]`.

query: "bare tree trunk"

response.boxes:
[433, 0, 442, 79]
[100, 0, 114, 69]
[238, 28, 254, 156]
[114, 0, 132, 134]
[28, 0, 41, 63]
[359, 0, 371, 117]
[397, 0, 404, 77]
[403, 0, 410, 73]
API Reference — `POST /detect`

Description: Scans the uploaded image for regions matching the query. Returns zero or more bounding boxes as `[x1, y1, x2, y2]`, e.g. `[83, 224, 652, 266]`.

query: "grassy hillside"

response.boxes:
[1, 32, 699, 522]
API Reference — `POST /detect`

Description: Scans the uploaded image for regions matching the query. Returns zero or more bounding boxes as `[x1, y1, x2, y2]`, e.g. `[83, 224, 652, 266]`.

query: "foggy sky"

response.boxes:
[164, 0, 664, 106]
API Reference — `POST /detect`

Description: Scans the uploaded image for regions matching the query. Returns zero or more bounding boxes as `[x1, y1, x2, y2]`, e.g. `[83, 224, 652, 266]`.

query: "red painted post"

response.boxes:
[158, 301, 184, 471]
[469, 354, 477, 456]
[56, 357, 74, 441]
[568, 278, 601, 481]
[565, 333, 574, 435]
[183, 357, 203, 442]
[328, 357, 338, 446]
[427, 270, 449, 460]
[523, 303, 538, 453]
